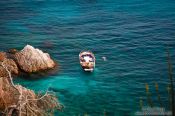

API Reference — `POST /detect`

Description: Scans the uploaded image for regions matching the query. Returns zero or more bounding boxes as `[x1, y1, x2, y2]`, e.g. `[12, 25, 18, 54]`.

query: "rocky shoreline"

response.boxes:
[0, 45, 62, 116]
[0, 45, 56, 76]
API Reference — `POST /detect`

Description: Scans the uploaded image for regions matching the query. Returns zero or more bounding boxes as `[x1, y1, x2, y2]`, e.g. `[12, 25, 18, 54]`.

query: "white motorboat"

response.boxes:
[79, 51, 95, 72]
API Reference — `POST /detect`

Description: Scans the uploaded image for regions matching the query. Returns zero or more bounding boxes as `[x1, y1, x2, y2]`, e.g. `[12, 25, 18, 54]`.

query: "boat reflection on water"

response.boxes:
[79, 51, 95, 72]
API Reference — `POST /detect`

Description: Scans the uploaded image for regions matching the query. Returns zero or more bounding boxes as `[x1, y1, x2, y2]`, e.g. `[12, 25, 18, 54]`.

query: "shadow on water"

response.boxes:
[80, 70, 95, 76]
[18, 65, 60, 81]
[79, 67, 100, 78]
[79, 68, 100, 80]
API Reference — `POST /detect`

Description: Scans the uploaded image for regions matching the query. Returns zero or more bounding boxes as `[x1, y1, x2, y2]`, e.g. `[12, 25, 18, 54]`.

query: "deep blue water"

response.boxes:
[0, 0, 175, 115]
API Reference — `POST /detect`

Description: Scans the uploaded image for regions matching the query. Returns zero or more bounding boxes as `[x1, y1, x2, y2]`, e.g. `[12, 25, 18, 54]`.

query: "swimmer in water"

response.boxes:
[102, 56, 107, 61]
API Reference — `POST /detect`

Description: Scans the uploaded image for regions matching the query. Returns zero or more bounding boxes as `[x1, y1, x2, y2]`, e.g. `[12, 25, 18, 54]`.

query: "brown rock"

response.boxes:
[8, 49, 18, 54]
[0, 76, 36, 113]
[0, 67, 8, 77]
[2, 59, 18, 74]
[14, 45, 55, 73]
[0, 52, 18, 77]
[0, 75, 62, 116]
[0, 52, 6, 61]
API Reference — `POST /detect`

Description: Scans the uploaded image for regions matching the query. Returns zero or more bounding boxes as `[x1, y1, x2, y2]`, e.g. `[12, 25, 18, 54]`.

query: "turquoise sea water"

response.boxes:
[0, 0, 175, 115]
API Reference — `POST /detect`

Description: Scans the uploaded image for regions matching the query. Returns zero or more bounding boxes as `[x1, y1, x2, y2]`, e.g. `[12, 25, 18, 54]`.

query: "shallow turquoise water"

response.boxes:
[0, 0, 175, 115]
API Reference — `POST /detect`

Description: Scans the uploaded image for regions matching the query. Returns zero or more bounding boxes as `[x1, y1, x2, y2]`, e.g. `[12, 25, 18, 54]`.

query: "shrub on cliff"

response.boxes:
[0, 62, 63, 116]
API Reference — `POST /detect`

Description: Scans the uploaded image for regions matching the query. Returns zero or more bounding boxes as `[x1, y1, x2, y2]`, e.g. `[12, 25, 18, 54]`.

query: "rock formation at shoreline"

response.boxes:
[0, 52, 18, 77]
[0, 63, 63, 116]
[0, 45, 62, 115]
[0, 45, 56, 77]
[14, 45, 55, 73]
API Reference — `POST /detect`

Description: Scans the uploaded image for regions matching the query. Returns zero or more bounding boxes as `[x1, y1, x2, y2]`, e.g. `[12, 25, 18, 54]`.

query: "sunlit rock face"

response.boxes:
[14, 45, 55, 73]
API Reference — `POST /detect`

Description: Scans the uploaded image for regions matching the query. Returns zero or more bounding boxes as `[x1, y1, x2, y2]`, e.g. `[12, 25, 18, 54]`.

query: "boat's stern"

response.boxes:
[84, 68, 94, 72]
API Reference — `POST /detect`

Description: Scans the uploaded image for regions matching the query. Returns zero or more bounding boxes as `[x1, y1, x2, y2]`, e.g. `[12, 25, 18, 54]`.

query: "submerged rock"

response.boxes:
[14, 45, 55, 73]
